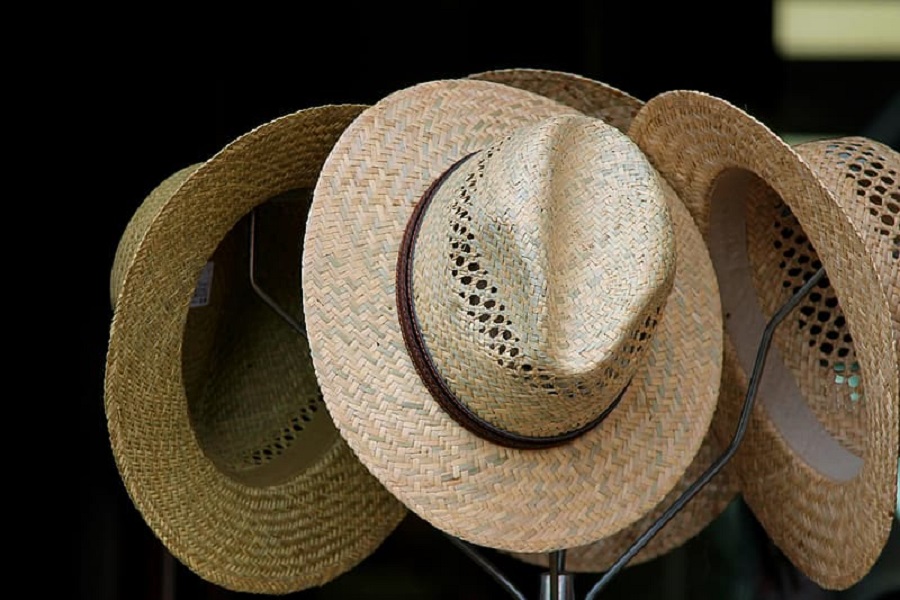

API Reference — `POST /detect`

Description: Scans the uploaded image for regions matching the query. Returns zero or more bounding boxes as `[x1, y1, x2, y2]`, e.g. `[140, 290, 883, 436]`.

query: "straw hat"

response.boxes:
[302, 79, 724, 553]
[468, 68, 741, 571]
[628, 90, 899, 589]
[104, 105, 407, 594]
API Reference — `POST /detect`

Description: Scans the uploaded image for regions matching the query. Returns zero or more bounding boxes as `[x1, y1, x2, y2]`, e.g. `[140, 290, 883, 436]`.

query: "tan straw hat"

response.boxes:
[104, 105, 406, 594]
[468, 68, 741, 572]
[627, 90, 899, 589]
[302, 78, 724, 553]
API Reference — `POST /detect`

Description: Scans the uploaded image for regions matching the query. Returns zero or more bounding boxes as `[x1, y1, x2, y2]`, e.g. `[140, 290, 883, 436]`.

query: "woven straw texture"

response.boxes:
[628, 90, 899, 589]
[111, 164, 200, 306]
[509, 178, 739, 571]
[795, 138, 899, 353]
[411, 117, 675, 439]
[104, 105, 406, 594]
[302, 79, 723, 553]
[474, 68, 740, 569]
[468, 68, 642, 134]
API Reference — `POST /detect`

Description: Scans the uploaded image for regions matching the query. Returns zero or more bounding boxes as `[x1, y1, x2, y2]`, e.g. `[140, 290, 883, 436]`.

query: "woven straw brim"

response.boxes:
[509, 440, 739, 572]
[104, 105, 406, 594]
[467, 68, 642, 134]
[629, 90, 899, 589]
[302, 79, 723, 553]
[742, 137, 900, 458]
[473, 68, 741, 569]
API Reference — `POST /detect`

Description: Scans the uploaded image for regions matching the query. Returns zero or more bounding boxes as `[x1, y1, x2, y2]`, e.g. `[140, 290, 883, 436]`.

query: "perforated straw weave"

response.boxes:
[104, 105, 406, 594]
[629, 91, 899, 590]
[472, 68, 740, 571]
[302, 79, 723, 553]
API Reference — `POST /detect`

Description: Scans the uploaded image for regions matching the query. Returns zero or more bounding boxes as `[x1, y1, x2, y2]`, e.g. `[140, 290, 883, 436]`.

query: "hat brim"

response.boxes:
[302, 79, 723, 552]
[105, 105, 406, 593]
[629, 90, 900, 588]
[467, 68, 643, 134]
[508, 438, 739, 571]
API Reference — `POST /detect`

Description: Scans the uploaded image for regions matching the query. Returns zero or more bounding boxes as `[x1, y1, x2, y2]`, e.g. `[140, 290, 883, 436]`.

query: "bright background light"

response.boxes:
[775, 0, 900, 59]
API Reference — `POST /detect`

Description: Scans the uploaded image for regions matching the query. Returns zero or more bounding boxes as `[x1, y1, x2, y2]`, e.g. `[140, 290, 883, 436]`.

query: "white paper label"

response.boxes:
[190, 262, 215, 308]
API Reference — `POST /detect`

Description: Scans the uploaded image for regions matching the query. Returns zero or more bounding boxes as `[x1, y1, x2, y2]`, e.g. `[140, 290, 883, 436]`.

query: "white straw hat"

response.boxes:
[302, 79, 723, 553]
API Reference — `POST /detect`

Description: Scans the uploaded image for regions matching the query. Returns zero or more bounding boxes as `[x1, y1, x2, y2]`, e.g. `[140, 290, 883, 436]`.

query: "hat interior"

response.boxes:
[707, 168, 864, 482]
[182, 189, 338, 488]
[746, 177, 870, 456]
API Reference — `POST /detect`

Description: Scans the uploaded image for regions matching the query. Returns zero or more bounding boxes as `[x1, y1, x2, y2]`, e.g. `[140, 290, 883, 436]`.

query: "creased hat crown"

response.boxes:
[410, 115, 676, 439]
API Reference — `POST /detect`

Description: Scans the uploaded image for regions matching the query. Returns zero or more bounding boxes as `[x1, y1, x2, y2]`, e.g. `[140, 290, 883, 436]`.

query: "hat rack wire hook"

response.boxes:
[444, 533, 528, 600]
[249, 209, 306, 336]
[543, 549, 573, 600]
[583, 266, 826, 599]
[450, 267, 826, 599]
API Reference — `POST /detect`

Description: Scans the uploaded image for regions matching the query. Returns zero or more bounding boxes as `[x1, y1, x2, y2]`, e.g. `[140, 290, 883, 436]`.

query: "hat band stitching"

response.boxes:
[395, 152, 629, 450]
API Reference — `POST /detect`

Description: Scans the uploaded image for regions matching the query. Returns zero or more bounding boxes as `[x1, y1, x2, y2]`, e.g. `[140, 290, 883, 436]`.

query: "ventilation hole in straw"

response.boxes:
[769, 195, 863, 404]
[245, 394, 323, 467]
[828, 142, 900, 250]
[445, 140, 664, 409]
[447, 140, 540, 391]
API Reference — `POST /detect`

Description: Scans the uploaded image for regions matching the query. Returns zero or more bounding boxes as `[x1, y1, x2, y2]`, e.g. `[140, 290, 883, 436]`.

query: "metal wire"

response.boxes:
[443, 534, 527, 600]
[249, 210, 306, 336]
[584, 267, 826, 600]
[549, 550, 566, 600]
[549, 552, 559, 600]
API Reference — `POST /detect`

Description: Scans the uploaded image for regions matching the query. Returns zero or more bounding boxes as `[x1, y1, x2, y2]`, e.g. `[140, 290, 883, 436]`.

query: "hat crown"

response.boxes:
[410, 115, 675, 440]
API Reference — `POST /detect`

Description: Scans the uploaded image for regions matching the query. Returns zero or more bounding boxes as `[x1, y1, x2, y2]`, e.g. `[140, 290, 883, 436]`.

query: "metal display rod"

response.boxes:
[249, 210, 827, 599]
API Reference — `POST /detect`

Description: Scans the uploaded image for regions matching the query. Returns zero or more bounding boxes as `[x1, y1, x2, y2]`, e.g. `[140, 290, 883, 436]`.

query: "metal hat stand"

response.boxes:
[250, 210, 828, 600]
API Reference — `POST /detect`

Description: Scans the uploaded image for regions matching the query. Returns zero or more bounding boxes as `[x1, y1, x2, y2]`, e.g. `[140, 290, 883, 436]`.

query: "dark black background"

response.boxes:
[77, 3, 899, 599]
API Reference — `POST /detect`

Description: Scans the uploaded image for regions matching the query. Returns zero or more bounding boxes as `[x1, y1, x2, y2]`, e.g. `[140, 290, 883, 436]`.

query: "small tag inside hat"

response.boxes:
[190, 261, 215, 308]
